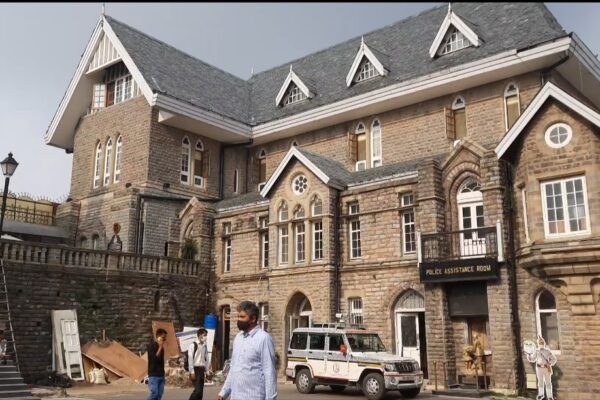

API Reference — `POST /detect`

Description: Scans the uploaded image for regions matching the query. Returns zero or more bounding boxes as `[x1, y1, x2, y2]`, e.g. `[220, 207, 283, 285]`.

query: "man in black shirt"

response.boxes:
[146, 328, 167, 400]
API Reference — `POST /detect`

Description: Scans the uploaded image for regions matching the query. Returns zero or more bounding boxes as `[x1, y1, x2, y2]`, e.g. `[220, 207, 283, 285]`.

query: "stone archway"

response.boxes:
[393, 289, 428, 378]
[283, 292, 312, 373]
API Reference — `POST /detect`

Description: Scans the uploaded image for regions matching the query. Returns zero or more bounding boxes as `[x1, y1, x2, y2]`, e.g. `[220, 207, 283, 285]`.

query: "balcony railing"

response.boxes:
[0, 198, 56, 226]
[419, 223, 503, 263]
[0, 239, 203, 277]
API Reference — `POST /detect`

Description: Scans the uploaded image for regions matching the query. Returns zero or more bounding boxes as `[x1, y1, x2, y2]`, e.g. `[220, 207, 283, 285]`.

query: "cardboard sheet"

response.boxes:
[151, 320, 180, 358]
[81, 341, 147, 381]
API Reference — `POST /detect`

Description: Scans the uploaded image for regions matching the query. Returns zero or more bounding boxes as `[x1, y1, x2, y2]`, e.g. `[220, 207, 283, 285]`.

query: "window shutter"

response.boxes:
[444, 107, 455, 140]
[106, 82, 115, 107]
[203, 150, 210, 178]
[348, 131, 357, 165]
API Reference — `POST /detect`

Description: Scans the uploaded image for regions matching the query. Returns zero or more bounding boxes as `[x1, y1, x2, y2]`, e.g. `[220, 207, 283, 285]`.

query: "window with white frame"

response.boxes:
[193, 140, 204, 187]
[545, 123, 572, 149]
[93, 142, 102, 188]
[349, 202, 361, 259]
[279, 202, 288, 222]
[536, 290, 560, 351]
[261, 230, 269, 269]
[354, 58, 378, 83]
[349, 297, 363, 325]
[541, 176, 590, 237]
[504, 83, 520, 130]
[312, 221, 323, 261]
[259, 303, 269, 331]
[91, 234, 100, 250]
[283, 82, 307, 105]
[224, 237, 232, 272]
[181, 137, 191, 184]
[439, 26, 472, 55]
[312, 197, 323, 216]
[295, 222, 305, 263]
[93, 83, 106, 110]
[279, 226, 289, 265]
[355, 122, 367, 171]
[113, 136, 122, 183]
[103, 138, 113, 186]
[370, 120, 382, 168]
[401, 193, 416, 254]
[258, 150, 267, 190]
[114, 75, 133, 104]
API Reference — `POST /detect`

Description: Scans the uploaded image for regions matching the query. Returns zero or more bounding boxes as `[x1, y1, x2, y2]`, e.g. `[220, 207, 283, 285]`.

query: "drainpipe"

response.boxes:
[333, 190, 341, 315]
[503, 161, 525, 395]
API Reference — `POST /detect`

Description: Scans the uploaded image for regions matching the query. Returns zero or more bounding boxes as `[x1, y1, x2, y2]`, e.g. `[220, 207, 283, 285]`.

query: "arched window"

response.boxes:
[370, 119, 382, 168]
[193, 140, 205, 187]
[258, 149, 267, 190]
[294, 206, 305, 219]
[312, 197, 323, 216]
[233, 169, 239, 194]
[536, 290, 560, 351]
[93, 142, 102, 188]
[457, 179, 484, 256]
[452, 96, 467, 139]
[79, 236, 89, 249]
[91, 234, 100, 250]
[395, 290, 425, 311]
[279, 202, 288, 222]
[355, 122, 367, 171]
[113, 135, 122, 183]
[181, 137, 191, 184]
[103, 138, 113, 185]
[504, 83, 520, 130]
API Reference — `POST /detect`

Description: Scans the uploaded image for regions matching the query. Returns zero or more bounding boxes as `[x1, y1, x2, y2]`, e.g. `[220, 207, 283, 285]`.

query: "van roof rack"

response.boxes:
[310, 322, 367, 330]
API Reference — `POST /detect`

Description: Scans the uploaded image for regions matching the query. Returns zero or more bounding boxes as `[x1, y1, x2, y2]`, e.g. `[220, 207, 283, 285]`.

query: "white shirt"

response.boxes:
[187, 338, 208, 373]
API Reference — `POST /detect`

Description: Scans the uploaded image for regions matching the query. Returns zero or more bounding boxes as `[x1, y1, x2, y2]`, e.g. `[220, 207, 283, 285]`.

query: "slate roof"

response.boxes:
[215, 192, 267, 211]
[296, 148, 354, 188]
[348, 153, 447, 186]
[105, 3, 566, 126]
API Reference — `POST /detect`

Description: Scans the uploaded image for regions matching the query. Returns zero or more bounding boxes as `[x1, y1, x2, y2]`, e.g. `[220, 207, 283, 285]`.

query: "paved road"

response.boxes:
[61, 382, 476, 400]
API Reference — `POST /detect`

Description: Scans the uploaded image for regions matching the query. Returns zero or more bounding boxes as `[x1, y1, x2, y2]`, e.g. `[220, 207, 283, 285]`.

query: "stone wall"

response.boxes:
[2, 242, 209, 383]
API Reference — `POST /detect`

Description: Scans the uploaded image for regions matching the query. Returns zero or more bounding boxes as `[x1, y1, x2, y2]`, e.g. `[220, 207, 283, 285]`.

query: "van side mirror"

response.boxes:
[340, 344, 347, 354]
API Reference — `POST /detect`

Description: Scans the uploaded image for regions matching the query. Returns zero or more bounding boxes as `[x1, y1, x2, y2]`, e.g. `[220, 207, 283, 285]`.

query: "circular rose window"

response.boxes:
[545, 123, 572, 149]
[292, 175, 308, 195]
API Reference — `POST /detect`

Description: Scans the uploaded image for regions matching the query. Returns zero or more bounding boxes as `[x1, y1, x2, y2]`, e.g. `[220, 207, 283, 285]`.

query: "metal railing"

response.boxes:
[420, 226, 499, 263]
[0, 197, 56, 226]
[0, 239, 203, 277]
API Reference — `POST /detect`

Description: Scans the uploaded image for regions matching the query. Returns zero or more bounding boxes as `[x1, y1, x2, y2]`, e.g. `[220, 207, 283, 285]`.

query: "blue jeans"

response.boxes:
[146, 376, 165, 400]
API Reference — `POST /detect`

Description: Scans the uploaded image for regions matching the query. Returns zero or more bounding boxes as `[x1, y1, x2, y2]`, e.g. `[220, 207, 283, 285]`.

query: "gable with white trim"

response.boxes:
[429, 8, 480, 58]
[260, 147, 343, 197]
[275, 68, 314, 106]
[45, 16, 154, 150]
[346, 38, 388, 87]
[495, 82, 600, 158]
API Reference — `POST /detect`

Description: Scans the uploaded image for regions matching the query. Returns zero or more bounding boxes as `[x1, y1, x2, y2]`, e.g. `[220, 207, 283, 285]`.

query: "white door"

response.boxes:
[396, 313, 420, 364]
[459, 203, 485, 257]
[60, 319, 84, 381]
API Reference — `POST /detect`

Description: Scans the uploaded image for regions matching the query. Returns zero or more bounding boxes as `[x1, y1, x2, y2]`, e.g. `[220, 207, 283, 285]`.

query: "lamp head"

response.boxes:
[0, 153, 18, 178]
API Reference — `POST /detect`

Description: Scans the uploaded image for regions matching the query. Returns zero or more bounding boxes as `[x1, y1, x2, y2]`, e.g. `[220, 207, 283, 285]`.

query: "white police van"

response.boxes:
[286, 324, 423, 399]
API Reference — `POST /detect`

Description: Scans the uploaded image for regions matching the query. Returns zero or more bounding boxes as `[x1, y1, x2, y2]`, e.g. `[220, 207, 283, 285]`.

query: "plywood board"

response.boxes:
[151, 320, 179, 358]
[81, 341, 146, 381]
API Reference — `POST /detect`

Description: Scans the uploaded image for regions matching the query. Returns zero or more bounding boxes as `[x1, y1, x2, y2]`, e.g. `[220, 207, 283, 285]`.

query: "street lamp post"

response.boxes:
[0, 153, 19, 239]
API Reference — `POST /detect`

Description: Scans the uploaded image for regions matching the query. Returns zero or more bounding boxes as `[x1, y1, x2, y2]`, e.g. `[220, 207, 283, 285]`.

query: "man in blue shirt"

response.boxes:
[217, 301, 277, 400]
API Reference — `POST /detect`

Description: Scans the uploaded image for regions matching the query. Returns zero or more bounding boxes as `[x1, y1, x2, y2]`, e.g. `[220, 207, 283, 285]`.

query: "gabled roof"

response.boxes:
[47, 3, 570, 149]
[345, 38, 389, 87]
[495, 82, 600, 159]
[259, 147, 350, 196]
[275, 66, 315, 106]
[428, 6, 481, 58]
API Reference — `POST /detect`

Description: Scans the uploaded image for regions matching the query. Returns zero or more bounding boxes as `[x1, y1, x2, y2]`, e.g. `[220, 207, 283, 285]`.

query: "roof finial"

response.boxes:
[102, 2, 106, 16]
[289, 64, 293, 73]
[361, 35, 364, 46]
[251, 66, 254, 77]
[448, 2, 452, 14]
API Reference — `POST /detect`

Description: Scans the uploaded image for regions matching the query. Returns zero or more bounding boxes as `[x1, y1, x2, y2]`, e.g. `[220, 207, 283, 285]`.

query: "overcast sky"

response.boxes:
[1, 3, 599, 200]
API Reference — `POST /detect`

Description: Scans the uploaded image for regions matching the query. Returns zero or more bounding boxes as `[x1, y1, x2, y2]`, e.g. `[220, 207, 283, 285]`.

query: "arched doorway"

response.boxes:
[287, 293, 312, 336]
[394, 290, 428, 377]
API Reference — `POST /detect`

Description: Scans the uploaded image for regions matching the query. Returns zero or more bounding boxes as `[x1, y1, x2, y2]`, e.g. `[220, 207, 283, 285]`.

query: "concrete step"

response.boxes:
[0, 384, 28, 392]
[0, 391, 37, 399]
[432, 389, 493, 398]
[0, 379, 23, 385]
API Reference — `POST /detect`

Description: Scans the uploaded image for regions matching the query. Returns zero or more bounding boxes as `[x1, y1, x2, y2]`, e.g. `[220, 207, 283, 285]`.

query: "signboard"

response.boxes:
[419, 258, 499, 283]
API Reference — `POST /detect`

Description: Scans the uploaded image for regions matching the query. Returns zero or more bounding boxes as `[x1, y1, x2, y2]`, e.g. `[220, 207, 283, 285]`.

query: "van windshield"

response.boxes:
[346, 334, 386, 352]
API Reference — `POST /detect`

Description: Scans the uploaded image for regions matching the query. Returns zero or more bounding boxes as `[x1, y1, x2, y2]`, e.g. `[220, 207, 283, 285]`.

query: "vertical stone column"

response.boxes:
[55, 201, 81, 246]
[416, 159, 445, 234]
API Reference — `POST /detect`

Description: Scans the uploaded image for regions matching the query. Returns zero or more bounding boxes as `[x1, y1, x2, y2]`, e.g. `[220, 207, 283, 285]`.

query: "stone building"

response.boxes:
[45, 3, 600, 398]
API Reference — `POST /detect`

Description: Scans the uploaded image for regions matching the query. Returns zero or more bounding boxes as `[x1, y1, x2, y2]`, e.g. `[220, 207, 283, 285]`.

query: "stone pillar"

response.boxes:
[55, 200, 80, 246]
[425, 284, 456, 387]
[416, 159, 445, 233]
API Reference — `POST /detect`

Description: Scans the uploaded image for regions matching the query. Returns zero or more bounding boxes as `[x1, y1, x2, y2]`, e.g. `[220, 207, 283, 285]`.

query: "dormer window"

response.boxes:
[92, 62, 136, 110]
[284, 83, 307, 105]
[439, 27, 472, 55]
[354, 58, 379, 83]
[114, 75, 133, 104]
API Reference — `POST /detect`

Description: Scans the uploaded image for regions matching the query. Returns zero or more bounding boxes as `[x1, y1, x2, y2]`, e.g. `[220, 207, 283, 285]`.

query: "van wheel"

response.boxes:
[362, 372, 386, 400]
[330, 385, 345, 393]
[295, 369, 315, 394]
[399, 387, 421, 398]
